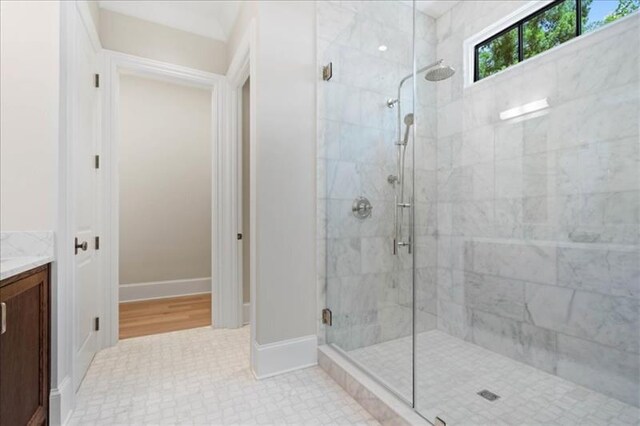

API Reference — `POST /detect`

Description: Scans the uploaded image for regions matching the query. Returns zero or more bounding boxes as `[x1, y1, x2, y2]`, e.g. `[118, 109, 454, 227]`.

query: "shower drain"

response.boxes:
[477, 389, 500, 401]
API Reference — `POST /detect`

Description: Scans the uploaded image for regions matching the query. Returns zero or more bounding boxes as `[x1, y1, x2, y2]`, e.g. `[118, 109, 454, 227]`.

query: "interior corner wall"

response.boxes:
[0, 0, 59, 232]
[98, 9, 228, 74]
[253, 1, 317, 345]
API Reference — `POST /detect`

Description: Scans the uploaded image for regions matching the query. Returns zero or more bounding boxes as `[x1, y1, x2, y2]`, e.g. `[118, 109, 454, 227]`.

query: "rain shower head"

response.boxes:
[425, 61, 456, 82]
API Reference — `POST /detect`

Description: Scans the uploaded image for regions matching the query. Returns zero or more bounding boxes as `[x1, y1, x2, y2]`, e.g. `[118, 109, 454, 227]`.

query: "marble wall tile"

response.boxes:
[557, 334, 640, 407]
[557, 246, 640, 298]
[464, 271, 526, 321]
[470, 240, 557, 285]
[470, 310, 558, 375]
[326, 160, 361, 199]
[525, 282, 640, 353]
[361, 237, 395, 274]
[431, 0, 640, 408]
[436, 268, 465, 305]
[436, 300, 470, 340]
[326, 237, 361, 277]
[451, 200, 494, 237]
[317, 1, 359, 46]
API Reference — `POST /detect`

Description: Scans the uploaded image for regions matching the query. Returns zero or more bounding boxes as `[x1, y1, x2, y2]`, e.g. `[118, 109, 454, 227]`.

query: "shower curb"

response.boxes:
[318, 345, 428, 426]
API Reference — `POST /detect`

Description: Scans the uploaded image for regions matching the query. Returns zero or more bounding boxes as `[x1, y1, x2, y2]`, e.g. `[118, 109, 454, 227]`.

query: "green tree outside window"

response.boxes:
[476, 0, 639, 81]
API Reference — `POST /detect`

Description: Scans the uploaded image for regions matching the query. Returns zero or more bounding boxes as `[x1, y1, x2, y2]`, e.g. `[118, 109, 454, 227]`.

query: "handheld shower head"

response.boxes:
[402, 113, 414, 145]
[404, 113, 414, 126]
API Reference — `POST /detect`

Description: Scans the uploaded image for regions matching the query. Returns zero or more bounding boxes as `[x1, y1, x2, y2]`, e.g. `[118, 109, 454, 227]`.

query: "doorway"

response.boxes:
[116, 74, 212, 339]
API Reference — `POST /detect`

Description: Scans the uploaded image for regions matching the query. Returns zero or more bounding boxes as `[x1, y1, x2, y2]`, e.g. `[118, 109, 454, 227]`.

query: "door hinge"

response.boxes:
[94, 155, 100, 169]
[237, 233, 243, 240]
[94, 73, 100, 88]
[322, 62, 333, 81]
[95, 236, 100, 250]
[94, 317, 100, 331]
[322, 308, 332, 326]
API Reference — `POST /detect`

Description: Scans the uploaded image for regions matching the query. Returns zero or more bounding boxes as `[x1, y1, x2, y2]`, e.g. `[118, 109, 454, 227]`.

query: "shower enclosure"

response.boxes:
[318, 0, 639, 424]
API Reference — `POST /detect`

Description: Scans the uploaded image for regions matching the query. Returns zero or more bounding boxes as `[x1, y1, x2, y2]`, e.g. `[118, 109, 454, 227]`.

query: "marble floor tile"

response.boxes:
[70, 326, 378, 425]
[346, 330, 639, 426]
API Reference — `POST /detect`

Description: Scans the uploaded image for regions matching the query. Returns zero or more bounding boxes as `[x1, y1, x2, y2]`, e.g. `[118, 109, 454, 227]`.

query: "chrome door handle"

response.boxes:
[75, 237, 88, 255]
[1, 302, 6, 335]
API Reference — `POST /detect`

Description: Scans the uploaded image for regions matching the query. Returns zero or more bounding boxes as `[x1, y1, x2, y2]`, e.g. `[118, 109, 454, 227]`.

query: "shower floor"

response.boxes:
[347, 330, 639, 425]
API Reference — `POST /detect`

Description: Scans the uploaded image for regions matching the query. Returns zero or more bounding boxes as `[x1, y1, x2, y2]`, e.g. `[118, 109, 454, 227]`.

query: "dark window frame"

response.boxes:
[474, 0, 581, 82]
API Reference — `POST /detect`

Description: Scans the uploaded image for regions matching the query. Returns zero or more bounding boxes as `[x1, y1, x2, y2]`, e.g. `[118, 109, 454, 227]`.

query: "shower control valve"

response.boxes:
[352, 196, 373, 219]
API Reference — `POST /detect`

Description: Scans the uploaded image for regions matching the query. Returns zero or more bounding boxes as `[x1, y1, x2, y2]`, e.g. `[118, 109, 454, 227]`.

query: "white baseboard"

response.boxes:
[252, 334, 317, 379]
[119, 277, 211, 302]
[49, 375, 73, 426]
[243, 302, 250, 325]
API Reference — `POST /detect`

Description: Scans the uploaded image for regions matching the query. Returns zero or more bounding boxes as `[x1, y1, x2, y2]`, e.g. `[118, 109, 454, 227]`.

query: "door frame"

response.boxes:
[226, 18, 258, 370]
[100, 51, 239, 347]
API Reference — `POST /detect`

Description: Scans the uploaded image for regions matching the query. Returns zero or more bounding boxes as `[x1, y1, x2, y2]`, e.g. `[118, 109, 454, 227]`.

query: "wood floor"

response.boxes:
[119, 293, 212, 339]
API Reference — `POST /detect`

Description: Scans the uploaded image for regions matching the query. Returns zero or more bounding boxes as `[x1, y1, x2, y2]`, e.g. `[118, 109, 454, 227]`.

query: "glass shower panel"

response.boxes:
[415, 1, 640, 424]
[318, 0, 416, 403]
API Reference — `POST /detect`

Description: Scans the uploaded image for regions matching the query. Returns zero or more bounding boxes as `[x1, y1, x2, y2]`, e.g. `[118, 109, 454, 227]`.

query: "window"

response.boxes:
[474, 0, 639, 81]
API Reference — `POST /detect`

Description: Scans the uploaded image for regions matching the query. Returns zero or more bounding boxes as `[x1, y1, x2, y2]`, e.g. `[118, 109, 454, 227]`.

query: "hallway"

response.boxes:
[69, 327, 377, 425]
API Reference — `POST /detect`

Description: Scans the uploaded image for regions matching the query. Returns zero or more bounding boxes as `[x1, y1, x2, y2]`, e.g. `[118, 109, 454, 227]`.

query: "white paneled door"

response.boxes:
[72, 6, 101, 391]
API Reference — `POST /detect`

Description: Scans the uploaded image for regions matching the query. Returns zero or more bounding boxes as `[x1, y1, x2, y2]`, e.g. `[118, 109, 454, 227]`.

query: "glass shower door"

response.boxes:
[318, 0, 417, 404]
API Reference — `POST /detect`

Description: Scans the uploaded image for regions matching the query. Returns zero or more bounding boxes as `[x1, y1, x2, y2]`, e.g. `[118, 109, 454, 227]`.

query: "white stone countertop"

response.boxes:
[0, 256, 54, 281]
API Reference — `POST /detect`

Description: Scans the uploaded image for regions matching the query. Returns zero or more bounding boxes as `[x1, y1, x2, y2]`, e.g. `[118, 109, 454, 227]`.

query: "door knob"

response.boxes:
[75, 237, 88, 255]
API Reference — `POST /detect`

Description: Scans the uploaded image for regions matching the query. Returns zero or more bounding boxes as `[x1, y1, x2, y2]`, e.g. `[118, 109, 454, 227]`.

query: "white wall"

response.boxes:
[99, 9, 227, 74]
[118, 75, 211, 286]
[0, 0, 59, 231]
[253, 1, 317, 345]
[226, 1, 317, 346]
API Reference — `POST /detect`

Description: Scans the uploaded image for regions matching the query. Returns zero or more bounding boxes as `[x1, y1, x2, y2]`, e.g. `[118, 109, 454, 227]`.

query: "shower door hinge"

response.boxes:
[322, 62, 333, 81]
[94, 317, 100, 331]
[94, 73, 100, 88]
[94, 236, 100, 250]
[322, 308, 332, 326]
[94, 155, 100, 169]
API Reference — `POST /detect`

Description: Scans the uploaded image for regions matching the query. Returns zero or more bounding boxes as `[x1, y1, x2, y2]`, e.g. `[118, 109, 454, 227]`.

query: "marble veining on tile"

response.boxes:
[0, 231, 54, 280]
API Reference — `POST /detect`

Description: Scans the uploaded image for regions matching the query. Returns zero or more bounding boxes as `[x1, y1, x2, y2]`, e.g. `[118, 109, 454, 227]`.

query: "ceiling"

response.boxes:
[98, 1, 240, 42]
[98, 1, 458, 42]
[415, 0, 460, 18]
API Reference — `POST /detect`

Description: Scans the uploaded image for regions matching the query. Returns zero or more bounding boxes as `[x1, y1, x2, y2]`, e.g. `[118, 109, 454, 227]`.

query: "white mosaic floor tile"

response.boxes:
[348, 330, 640, 426]
[70, 326, 378, 425]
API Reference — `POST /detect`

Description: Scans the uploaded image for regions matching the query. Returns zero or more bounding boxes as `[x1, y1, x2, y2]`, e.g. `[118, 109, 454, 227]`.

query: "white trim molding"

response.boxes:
[243, 302, 250, 325]
[226, 17, 258, 374]
[252, 335, 318, 379]
[49, 375, 74, 426]
[119, 277, 211, 302]
[101, 50, 234, 347]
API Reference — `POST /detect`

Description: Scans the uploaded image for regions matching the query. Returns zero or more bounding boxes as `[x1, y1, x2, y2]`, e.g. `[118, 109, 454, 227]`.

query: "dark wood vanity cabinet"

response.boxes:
[0, 264, 50, 426]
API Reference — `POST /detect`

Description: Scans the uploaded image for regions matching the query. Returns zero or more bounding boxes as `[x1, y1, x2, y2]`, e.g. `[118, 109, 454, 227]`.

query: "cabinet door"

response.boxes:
[0, 268, 49, 426]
